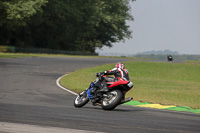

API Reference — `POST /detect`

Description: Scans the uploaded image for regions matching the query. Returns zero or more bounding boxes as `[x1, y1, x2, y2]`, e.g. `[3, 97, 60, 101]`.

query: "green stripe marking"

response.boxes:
[123, 101, 150, 106]
[124, 101, 200, 114]
[165, 106, 200, 114]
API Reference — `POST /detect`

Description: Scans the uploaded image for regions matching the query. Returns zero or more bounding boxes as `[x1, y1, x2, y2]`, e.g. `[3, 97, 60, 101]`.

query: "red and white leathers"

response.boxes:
[96, 62, 130, 93]
[103, 67, 130, 82]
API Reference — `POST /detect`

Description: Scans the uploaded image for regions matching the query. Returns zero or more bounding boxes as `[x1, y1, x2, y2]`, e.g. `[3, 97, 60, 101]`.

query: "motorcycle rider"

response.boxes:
[96, 62, 130, 92]
[89, 62, 131, 105]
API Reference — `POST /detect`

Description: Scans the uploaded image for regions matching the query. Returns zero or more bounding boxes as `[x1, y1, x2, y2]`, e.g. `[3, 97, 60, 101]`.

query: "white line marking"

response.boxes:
[0, 122, 105, 133]
[56, 74, 78, 95]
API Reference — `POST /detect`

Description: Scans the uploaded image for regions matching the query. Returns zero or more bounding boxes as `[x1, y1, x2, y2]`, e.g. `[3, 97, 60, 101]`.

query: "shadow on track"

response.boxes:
[76, 106, 146, 112]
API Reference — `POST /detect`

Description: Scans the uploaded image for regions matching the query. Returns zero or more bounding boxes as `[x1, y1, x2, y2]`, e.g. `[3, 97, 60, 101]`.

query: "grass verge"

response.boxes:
[60, 61, 200, 109]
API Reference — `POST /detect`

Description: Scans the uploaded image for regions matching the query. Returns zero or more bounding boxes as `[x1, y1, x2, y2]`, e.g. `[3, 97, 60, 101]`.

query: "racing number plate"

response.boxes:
[127, 81, 133, 88]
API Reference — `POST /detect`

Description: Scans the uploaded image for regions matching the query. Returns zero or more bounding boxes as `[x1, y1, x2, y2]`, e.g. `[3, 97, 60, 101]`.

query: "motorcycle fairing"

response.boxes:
[107, 80, 129, 88]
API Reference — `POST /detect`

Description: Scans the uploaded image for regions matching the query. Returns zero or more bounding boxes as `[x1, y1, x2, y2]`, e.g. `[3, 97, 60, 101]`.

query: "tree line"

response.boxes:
[0, 0, 134, 53]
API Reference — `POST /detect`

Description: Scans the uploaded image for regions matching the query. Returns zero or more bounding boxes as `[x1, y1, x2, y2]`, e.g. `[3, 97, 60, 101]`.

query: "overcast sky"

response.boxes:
[96, 0, 200, 55]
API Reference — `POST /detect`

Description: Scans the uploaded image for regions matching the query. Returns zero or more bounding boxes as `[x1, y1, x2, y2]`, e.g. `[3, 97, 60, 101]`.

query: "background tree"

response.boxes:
[0, 0, 134, 53]
[0, 0, 48, 46]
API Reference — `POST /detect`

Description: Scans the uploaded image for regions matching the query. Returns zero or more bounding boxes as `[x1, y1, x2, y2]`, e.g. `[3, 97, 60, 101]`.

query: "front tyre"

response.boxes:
[101, 90, 122, 110]
[74, 91, 89, 108]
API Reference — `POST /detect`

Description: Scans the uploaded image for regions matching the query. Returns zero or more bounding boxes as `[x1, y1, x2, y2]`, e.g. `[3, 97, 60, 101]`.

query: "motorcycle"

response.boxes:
[167, 55, 173, 61]
[74, 73, 133, 110]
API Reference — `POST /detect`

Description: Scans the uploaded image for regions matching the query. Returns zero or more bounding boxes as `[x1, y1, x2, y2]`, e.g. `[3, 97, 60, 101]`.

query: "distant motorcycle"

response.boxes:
[167, 55, 173, 61]
[74, 74, 133, 110]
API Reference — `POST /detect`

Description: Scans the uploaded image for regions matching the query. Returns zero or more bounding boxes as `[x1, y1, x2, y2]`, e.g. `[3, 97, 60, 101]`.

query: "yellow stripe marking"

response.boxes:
[136, 104, 176, 109]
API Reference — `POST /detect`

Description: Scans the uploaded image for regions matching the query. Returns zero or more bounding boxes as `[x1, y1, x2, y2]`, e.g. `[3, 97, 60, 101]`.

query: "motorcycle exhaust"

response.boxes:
[120, 97, 133, 104]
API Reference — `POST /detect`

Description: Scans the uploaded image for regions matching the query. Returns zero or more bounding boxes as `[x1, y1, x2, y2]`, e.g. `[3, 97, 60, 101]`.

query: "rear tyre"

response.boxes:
[74, 91, 89, 108]
[101, 90, 122, 110]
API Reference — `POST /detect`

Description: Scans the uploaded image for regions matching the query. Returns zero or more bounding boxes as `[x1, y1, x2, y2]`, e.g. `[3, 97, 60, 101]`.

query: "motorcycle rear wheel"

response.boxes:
[74, 91, 89, 108]
[101, 89, 122, 110]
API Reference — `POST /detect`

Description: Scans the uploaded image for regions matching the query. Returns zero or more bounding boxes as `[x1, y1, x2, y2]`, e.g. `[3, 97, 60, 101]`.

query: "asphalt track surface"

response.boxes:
[0, 57, 200, 133]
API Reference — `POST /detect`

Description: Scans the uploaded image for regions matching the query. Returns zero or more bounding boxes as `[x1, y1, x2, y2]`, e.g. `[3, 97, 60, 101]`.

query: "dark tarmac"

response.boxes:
[0, 57, 199, 133]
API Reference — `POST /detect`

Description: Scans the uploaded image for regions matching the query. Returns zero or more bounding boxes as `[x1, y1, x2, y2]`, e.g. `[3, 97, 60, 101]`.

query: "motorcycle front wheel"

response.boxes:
[101, 89, 122, 110]
[74, 90, 89, 108]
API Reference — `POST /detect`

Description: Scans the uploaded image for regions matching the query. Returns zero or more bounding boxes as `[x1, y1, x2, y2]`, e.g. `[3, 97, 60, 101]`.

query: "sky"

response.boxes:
[96, 0, 200, 55]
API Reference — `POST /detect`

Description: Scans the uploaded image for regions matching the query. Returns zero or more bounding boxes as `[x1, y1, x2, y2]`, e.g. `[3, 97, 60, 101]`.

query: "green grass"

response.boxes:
[184, 60, 200, 65]
[60, 61, 200, 109]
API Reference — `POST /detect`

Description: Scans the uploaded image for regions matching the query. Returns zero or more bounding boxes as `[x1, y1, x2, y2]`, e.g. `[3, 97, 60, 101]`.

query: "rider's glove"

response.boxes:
[95, 72, 105, 77]
[100, 72, 105, 76]
[95, 73, 100, 77]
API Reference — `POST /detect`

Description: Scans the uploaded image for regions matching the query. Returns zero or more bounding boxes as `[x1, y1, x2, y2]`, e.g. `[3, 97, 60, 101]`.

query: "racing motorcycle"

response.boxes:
[74, 73, 133, 110]
[167, 55, 173, 61]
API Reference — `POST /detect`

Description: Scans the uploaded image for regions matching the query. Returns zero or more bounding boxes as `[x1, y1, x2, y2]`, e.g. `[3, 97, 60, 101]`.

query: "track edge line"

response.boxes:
[56, 74, 78, 96]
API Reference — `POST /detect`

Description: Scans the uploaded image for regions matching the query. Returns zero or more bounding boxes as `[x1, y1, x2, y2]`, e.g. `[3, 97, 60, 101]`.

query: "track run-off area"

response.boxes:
[0, 57, 200, 133]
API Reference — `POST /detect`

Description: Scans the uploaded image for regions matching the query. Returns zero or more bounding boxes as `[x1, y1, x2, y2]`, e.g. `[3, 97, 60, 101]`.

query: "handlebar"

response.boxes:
[95, 72, 104, 77]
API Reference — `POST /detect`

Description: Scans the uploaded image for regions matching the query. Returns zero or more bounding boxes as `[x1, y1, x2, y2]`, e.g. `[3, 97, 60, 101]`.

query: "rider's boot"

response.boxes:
[98, 80, 109, 92]
[99, 86, 109, 92]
